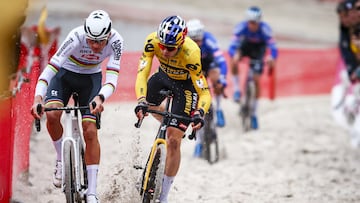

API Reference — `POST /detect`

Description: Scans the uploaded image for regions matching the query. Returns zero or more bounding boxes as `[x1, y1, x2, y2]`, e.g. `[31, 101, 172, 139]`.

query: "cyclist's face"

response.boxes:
[86, 38, 108, 53]
[248, 21, 260, 32]
[158, 43, 179, 58]
[339, 11, 352, 27]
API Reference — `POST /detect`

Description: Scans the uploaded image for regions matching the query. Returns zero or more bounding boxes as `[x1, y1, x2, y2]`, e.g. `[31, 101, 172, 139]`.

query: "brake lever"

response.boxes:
[35, 104, 42, 132]
[185, 124, 196, 140]
[91, 101, 101, 129]
[134, 117, 144, 128]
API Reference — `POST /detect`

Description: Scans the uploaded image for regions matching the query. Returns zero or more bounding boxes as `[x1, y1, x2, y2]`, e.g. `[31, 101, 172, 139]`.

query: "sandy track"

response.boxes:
[12, 96, 360, 203]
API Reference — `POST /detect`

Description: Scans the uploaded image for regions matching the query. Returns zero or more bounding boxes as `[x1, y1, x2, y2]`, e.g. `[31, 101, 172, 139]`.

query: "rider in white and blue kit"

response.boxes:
[228, 6, 278, 129]
[187, 19, 228, 157]
[187, 19, 228, 127]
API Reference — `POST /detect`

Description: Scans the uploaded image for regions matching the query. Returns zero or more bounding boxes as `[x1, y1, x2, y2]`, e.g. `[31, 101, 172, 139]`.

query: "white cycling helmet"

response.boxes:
[246, 6, 262, 22]
[84, 10, 112, 40]
[187, 19, 205, 41]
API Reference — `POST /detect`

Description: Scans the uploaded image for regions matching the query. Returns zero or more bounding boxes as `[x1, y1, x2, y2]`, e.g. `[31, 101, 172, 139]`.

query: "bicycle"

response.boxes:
[197, 104, 219, 164]
[35, 93, 100, 203]
[134, 90, 196, 203]
[240, 60, 258, 132]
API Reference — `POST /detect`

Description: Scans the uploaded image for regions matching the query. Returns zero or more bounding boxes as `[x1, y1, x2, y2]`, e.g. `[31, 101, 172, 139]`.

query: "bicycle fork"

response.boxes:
[246, 70, 257, 116]
[142, 138, 167, 192]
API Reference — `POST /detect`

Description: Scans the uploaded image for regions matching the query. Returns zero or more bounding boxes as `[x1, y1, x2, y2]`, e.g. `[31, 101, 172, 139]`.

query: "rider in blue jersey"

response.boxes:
[228, 6, 278, 129]
[187, 19, 228, 127]
[187, 19, 228, 157]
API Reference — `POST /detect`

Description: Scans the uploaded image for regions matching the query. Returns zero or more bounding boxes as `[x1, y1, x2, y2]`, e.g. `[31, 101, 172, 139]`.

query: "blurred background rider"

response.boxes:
[228, 6, 278, 129]
[187, 18, 227, 157]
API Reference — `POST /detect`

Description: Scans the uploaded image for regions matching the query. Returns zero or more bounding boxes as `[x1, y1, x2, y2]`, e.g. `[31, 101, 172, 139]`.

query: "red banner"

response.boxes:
[109, 48, 340, 102]
[0, 98, 14, 202]
[12, 60, 40, 177]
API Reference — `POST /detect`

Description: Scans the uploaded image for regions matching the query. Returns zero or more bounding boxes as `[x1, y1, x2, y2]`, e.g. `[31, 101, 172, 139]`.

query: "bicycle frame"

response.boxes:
[141, 92, 172, 198]
[135, 90, 195, 202]
[35, 97, 100, 202]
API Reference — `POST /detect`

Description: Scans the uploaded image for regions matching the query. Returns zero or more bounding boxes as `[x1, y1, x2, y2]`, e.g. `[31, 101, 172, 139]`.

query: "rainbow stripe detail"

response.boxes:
[45, 99, 63, 107]
[82, 115, 96, 123]
[106, 67, 119, 75]
[69, 55, 100, 68]
[48, 63, 60, 73]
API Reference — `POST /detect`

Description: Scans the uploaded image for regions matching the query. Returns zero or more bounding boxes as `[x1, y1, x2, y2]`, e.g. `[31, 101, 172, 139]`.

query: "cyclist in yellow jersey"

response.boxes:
[134, 15, 211, 203]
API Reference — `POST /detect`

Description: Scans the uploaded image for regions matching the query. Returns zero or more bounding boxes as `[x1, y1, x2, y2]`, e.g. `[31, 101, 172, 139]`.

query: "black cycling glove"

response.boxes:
[134, 102, 148, 114]
[192, 114, 204, 128]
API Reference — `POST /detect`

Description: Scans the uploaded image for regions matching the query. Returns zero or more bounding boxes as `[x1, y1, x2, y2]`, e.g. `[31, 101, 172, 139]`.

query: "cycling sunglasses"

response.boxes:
[87, 38, 108, 44]
[158, 43, 178, 51]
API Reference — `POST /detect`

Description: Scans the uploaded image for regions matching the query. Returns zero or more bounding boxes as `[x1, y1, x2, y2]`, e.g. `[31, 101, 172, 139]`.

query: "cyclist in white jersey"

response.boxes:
[30, 10, 124, 203]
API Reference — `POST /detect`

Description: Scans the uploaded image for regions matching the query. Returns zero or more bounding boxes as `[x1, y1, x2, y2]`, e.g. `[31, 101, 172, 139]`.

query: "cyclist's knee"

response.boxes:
[231, 61, 239, 74]
[253, 76, 261, 97]
[166, 128, 183, 151]
[82, 121, 97, 139]
[46, 111, 62, 124]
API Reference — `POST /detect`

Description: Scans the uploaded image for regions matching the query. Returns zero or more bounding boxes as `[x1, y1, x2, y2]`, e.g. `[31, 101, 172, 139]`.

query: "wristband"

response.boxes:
[197, 109, 205, 117]
[137, 96, 146, 103]
[98, 94, 105, 103]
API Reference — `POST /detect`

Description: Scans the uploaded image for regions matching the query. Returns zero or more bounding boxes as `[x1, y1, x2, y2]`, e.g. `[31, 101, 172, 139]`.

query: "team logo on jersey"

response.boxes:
[170, 118, 178, 126]
[111, 40, 122, 60]
[138, 60, 147, 72]
[57, 38, 74, 57]
[145, 43, 154, 52]
[81, 54, 100, 60]
[184, 90, 192, 115]
[196, 79, 204, 88]
[51, 90, 58, 97]
[186, 63, 199, 71]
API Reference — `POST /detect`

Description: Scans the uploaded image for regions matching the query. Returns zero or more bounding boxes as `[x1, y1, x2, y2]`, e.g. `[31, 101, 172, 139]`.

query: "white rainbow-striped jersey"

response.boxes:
[35, 26, 124, 100]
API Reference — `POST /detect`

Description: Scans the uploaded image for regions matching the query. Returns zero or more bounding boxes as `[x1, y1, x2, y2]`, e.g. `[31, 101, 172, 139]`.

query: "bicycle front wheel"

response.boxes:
[241, 79, 256, 132]
[142, 144, 166, 203]
[63, 141, 76, 203]
[203, 122, 219, 164]
[204, 135, 219, 164]
[241, 104, 251, 132]
[78, 140, 88, 201]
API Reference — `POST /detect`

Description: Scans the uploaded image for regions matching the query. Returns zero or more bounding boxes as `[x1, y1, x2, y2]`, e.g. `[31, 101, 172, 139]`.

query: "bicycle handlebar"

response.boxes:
[35, 101, 101, 132]
[134, 108, 197, 140]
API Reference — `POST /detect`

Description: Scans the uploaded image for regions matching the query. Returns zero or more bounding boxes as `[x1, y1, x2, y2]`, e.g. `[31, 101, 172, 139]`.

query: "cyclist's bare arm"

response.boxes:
[207, 68, 225, 95]
[231, 50, 242, 75]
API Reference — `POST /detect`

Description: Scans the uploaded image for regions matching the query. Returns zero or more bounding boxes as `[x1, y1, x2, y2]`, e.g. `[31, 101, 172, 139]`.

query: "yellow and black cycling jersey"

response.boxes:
[351, 41, 360, 55]
[135, 31, 211, 114]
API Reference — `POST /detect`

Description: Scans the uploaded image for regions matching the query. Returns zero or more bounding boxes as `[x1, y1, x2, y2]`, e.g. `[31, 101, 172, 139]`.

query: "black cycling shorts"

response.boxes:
[45, 68, 102, 117]
[146, 69, 198, 131]
[239, 41, 266, 74]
